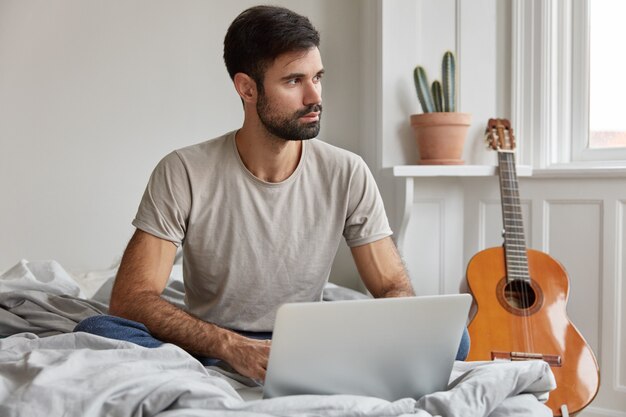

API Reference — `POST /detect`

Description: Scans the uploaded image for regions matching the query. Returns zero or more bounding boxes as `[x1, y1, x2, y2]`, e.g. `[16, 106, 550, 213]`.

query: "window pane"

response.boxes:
[589, 0, 626, 148]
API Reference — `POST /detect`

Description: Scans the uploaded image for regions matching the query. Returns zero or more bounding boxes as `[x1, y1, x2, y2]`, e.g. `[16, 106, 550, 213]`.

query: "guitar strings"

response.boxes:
[493, 123, 535, 355]
[506, 149, 534, 354]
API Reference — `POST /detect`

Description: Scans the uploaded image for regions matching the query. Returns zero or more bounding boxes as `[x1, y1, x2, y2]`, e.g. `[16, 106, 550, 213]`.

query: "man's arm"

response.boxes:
[350, 236, 415, 298]
[109, 229, 271, 381]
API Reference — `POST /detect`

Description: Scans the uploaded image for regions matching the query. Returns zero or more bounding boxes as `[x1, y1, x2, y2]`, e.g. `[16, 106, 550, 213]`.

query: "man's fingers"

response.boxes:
[254, 340, 270, 381]
[226, 337, 272, 381]
[259, 355, 268, 370]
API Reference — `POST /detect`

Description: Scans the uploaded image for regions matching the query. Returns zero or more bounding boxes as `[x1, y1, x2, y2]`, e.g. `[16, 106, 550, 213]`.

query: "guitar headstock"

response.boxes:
[485, 118, 516, 152]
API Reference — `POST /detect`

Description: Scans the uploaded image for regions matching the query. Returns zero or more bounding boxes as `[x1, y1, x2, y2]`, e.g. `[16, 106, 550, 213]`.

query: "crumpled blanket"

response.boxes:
[0, 260, 107, 336]
[0, 260, 556, 417]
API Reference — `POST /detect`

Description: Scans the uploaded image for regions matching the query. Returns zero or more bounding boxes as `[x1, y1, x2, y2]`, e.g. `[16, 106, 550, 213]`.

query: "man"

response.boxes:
[76, 5, 461, 383]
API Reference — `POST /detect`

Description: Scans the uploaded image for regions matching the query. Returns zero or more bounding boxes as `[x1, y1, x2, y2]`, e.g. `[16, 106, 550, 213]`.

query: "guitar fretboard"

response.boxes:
[498, 151, 530, 283]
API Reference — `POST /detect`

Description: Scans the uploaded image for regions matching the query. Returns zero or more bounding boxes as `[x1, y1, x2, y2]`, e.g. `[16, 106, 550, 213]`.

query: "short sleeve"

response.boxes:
[343, 157, 393, 247]
[132, 151, 191, 246]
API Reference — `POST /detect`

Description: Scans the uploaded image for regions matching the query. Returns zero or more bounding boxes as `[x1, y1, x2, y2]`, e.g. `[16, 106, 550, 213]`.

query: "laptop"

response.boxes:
[263, 294, 471, 401]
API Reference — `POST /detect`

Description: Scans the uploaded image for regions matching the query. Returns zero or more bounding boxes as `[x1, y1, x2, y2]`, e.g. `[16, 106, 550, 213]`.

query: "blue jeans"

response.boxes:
[74, 315, 471, 364]
[74, 315, 272, 366]
[457, 326, 470, 361]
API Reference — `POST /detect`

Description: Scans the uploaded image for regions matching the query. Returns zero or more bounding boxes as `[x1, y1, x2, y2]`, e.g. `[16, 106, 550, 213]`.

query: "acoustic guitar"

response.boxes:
[466, 119, 600, 416]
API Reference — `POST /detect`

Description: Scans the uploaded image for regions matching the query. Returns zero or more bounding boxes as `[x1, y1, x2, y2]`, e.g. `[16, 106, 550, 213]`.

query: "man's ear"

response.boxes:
[233, 73, 258, 103]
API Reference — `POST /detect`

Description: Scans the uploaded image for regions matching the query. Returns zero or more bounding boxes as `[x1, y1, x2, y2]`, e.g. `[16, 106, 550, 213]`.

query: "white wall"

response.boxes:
[0, 0, 363, 287]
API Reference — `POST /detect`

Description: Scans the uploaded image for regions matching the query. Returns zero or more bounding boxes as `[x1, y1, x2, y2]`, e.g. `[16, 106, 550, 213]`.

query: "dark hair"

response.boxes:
[223, 5, 320, 87]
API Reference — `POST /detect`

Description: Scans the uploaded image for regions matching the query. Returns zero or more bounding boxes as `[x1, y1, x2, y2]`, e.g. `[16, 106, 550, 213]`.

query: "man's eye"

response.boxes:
[287, 78, 299, 85]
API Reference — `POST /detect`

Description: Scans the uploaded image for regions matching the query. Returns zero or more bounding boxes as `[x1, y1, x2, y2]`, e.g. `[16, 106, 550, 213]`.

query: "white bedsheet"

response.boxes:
[0, 260, 556, 417]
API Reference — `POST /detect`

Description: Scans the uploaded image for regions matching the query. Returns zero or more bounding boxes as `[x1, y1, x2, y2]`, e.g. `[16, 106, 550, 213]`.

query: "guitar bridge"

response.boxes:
[491, 351, 562, 367]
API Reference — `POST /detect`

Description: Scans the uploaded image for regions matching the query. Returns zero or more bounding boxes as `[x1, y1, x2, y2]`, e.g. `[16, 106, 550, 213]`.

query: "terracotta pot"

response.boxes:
[410, 112, 472, 165]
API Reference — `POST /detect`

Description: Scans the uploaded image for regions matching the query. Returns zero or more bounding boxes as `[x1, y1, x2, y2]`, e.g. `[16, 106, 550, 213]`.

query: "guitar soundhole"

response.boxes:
[504, 280, 535, 309]
[496, 278, 543, 316]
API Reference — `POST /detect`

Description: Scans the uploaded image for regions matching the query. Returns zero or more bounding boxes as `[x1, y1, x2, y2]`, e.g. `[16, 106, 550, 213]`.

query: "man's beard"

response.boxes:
[256, 93, 322, 141]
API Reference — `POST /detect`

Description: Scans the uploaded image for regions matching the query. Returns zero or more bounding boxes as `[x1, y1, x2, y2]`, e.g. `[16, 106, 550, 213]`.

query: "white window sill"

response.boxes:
[532, 165, 626, 178]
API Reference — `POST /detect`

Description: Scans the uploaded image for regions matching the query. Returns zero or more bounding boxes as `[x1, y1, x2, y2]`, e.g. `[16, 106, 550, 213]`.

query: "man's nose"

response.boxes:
[304, 81, 322, 106]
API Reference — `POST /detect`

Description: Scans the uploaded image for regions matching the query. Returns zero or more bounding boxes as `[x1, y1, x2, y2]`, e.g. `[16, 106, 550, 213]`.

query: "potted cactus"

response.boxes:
[411, 51, 471, 165]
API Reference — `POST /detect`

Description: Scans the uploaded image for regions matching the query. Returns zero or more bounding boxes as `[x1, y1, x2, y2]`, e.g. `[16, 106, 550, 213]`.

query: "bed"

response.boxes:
[0, 259, 555, 417]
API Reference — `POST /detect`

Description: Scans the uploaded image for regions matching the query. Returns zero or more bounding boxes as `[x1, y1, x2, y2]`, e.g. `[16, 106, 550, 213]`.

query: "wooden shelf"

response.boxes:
[392, 165, 533, 177]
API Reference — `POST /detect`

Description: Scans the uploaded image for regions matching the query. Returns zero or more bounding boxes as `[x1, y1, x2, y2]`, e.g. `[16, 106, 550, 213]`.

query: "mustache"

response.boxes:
[295, 104, 323, 118]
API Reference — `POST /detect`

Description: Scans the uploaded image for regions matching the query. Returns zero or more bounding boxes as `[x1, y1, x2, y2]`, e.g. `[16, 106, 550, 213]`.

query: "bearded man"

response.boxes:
[74, 5, 468, 383]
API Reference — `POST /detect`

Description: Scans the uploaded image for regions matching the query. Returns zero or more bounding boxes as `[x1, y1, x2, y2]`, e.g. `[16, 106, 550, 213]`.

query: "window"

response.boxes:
[588, 0, 626, 150]
[513, 0, 626, 167]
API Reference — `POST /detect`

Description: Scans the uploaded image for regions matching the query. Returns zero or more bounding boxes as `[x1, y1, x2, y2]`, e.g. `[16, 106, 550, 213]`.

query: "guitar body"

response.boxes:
[467, 247, 600, 415]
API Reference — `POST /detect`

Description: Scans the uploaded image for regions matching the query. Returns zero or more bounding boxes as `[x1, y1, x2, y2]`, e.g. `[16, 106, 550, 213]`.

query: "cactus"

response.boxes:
[431, 80, 443, 112]
[413, 51, 457, 113]
[442, 51, 456, 112]
[413, 66, 434, 113]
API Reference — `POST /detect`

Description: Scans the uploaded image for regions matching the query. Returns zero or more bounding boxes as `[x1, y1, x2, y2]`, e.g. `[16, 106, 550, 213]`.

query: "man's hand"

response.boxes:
[219, 336, 272, 382]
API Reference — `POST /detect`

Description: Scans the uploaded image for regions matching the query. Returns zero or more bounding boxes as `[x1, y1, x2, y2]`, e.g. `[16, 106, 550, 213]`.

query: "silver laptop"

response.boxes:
[263, 294, 471, 401]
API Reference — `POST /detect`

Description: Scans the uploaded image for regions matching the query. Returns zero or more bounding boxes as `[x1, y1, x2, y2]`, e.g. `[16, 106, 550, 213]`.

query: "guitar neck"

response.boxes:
[497, 151, 530, 283]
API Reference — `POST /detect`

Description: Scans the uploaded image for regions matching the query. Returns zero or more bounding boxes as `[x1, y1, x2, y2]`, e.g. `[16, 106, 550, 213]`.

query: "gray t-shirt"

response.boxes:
[133, 131, 392, 331]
